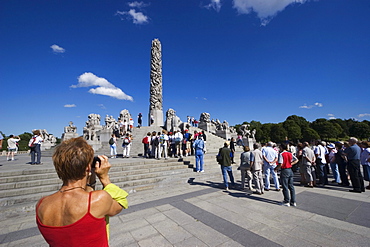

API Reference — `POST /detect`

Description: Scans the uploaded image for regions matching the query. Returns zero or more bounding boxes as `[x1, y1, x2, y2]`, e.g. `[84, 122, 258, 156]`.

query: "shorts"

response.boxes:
[8, 148, 16, 152]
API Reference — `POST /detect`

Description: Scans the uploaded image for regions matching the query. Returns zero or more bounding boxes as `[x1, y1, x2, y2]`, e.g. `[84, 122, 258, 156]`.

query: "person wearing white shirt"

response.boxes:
[7, 135, 20, 161]
[29, 130, 43, 165]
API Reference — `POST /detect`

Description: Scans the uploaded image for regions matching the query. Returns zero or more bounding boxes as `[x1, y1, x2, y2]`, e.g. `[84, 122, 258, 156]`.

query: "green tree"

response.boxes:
[286, 115, 310, 129]
[349, 122, 370, 140]
[302, 127, 320, 142]
[260, 123, 273, 143]
[270, 123, 287, 143]
[311, 118, 341, 140]
[329, 119, 348, 138]
[283, 119, 302, 142]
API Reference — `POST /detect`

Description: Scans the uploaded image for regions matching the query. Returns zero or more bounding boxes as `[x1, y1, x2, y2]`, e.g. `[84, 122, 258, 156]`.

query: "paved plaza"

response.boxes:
[0, 154, 370, 247]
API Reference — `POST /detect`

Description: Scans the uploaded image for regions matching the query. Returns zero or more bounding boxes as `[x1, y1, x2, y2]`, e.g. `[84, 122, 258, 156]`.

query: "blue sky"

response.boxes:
[1, 0, 370, 138]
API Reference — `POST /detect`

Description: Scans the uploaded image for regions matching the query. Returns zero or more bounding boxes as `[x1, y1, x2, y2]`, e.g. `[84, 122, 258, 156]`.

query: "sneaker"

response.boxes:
[290, 202, 297, 207]
[280, 202, 290, 207]
[225, 187, 230, 191]
[200, 170, 204, 173]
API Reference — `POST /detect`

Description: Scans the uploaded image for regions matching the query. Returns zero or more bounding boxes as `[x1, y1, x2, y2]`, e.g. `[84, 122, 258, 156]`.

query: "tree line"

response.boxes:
[235, 115, 370, 144]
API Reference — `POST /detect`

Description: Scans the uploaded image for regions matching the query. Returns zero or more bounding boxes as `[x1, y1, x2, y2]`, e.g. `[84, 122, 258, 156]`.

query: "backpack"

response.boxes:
[109, 138, 114, 145]
[28, 137, 36, 148]
[159, 134, 165, 144]
[153, 137, 159, 146]
[216, 148, 223, 164]
[123, 137, 130, 144]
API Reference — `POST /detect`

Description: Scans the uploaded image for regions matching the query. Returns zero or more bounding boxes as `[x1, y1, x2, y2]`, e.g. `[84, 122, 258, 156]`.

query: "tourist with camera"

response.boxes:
[36, 137, 128, 246]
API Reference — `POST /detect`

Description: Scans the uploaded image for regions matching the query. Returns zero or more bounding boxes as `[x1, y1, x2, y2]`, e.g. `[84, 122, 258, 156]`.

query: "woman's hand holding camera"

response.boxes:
[94, 155, 112, 187]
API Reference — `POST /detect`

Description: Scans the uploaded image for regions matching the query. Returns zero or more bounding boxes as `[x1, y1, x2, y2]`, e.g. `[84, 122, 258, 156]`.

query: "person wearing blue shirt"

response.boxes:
[193, 135, 205, 172]
[344, 137, 365, 193]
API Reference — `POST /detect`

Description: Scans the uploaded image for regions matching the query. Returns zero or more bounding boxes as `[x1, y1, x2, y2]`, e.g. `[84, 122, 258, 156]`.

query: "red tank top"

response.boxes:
[36, 192, 108, 247]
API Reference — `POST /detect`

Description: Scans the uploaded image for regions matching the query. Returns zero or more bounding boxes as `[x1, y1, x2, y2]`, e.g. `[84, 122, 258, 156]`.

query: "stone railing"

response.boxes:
[0, 150, 30, 156]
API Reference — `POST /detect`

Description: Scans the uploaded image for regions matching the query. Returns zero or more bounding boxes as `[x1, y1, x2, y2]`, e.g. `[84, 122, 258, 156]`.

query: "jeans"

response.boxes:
[263, 164, 280, 190]
[221, 165, 235, 188]
[143, 143, 150, 158]
[195, 149, 204, 171]
[317, 163, 328, 185]
[31, 144, 41, 164]
[330, 163, 340, 183]
[281, 168, 295, 204]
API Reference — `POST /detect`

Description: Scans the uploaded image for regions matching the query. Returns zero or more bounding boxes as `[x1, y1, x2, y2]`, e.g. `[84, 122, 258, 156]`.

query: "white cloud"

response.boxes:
[64, 104, 76, 108]
[299, 102, 323, 109]
[71, 72, 133, 101]
[358, 113, 370, 118]
[204, 0, 222, 12]
[116, 9, 149, 24]
[327, 114, 336, 120]
[128, 1, 149, 8]
[50, 44, 65, 53]
[98, 104, 106, 109]
[299, 104, 312, 109]
[233, 0, 309, 26]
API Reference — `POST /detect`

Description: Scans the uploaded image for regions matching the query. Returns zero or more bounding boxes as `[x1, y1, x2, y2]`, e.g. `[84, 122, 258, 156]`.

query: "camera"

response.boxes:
[92, 156, 101, 167]
[88, 156, 100, 190]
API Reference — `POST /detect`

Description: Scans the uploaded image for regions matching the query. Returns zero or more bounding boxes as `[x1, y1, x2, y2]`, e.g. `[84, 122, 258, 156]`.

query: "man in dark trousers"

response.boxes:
[217, 142, 235, 191]
[345, 137, 365, 193]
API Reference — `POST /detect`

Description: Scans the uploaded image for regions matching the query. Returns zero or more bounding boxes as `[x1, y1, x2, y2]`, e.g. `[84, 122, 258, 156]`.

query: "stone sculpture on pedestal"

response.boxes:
[165, 108, 182, 133]
[83, 114, 102, 151]
[198, 112, 216, 133]
[34, 129, 57, 151]
[148, 38, 164, 127]
[62, 121, 79, 141]
[239, 124, 256, 147]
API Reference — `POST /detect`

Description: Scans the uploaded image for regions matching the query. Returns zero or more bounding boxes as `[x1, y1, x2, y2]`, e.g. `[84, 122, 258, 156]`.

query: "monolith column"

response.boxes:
[148, 38, 164, 127]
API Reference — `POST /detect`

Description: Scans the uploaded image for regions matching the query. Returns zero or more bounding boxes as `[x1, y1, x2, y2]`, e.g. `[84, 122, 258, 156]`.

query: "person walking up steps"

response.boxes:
[193, 135, 205, 172]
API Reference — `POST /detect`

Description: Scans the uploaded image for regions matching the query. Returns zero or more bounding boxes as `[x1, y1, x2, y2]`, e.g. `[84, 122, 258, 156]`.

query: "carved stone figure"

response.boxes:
[239, 124, 251, 137]
[221, 120, 229, 131]
[199, 112, 211, 123]
[104, 115, 116, 129]
[119, 109, 131, 123]
[64, 121, 77, 133]
[165, 108, 182, 132]
[88, 113, 101, 126]
[148, 38, 164, 126]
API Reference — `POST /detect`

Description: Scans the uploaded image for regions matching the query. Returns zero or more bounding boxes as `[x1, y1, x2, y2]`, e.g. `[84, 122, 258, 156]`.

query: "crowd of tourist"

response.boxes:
[230, 137, 370, 207]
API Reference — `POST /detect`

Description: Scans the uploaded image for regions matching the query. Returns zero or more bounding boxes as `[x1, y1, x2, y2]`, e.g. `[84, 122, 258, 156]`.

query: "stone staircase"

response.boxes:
[97, 126, 227, 156]
[0, 153, 232, 219]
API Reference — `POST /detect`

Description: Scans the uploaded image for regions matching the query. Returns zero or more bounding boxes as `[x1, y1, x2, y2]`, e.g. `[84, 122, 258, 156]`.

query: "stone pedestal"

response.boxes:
[41, 142, 53, 151]
[87, 140, 102, 152]
[199, 122, 216, 134]
[99, 129, 113, 143]
[62, 132, 79, 142]
[216, 130, 231, 140]
[243, 137, 255, 148]
[149, 109, 163, 127]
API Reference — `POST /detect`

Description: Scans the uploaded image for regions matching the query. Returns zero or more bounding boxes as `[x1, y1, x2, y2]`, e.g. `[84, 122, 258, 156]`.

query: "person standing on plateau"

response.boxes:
[276, 143, 299, 207]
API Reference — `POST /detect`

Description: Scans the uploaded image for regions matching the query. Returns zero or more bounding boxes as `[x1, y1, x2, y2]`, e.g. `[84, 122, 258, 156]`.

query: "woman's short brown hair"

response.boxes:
[53, 137, 94, 182]
[243, 146, 250, 152]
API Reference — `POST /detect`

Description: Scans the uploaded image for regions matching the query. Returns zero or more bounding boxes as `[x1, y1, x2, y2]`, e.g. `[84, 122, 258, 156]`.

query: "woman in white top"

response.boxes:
[7, 135, 20, 161]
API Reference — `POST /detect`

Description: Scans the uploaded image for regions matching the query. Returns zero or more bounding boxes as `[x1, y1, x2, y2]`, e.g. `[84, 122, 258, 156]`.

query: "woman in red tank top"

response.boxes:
[36, 137, 127, 247]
